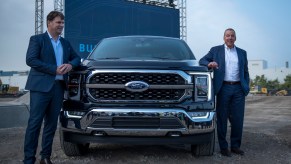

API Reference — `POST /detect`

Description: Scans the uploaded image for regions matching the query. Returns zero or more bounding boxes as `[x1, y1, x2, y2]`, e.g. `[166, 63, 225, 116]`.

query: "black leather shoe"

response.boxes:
[231, 148, 244, 155]
[220, 149, 232, 157]
[40, 158, 52, 164]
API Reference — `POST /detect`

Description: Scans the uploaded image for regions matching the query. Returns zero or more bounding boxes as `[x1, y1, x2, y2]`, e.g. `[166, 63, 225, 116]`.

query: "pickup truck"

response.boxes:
[59, 36, 216, 156]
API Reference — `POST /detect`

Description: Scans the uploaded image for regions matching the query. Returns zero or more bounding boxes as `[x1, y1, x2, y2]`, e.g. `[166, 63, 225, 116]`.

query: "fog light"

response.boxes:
[92, 131, 106, 136]
[188, 112, 209, 119]
[167, 131, 182, 137]
[67, 111, 85, 117]
[68, 111, 85, 116]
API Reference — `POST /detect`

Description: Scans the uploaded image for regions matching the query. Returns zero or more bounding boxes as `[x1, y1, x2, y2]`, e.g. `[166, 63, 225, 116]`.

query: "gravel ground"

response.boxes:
[0, 96, 290, 164]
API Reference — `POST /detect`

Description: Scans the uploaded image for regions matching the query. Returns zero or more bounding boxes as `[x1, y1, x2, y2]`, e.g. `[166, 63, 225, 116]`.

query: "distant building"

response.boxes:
[249, 60, 267, 70]
[249, 60, 291, 83]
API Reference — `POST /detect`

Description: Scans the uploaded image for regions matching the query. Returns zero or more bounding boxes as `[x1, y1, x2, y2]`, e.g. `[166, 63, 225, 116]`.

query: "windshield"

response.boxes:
[88, 37, 195, 60]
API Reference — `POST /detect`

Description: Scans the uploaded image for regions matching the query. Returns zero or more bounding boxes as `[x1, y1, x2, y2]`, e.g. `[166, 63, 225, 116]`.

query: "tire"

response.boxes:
[59, 129, 90, 156]
[191, 131, 215, 157]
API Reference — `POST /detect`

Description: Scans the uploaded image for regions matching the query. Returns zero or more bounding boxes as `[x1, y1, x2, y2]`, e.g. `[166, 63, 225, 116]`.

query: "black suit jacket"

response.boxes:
[25, 32, 80, 92]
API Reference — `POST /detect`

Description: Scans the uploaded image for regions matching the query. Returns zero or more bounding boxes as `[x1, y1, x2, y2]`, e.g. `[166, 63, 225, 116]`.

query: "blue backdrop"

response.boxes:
[64, 0, 180, 58]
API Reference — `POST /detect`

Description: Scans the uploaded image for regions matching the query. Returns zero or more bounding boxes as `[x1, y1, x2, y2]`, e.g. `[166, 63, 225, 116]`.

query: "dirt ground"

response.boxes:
[0, 96, 291, 164]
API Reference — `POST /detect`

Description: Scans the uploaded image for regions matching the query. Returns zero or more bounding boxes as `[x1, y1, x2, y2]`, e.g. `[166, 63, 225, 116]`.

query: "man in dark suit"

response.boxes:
[199, 28, 250, 157]
[23, 11, 80, 164]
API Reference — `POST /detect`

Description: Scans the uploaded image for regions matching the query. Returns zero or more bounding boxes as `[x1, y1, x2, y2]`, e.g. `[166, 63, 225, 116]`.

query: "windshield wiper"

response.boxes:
[96, 57, 120, 60]
[151, 57, 178, 60]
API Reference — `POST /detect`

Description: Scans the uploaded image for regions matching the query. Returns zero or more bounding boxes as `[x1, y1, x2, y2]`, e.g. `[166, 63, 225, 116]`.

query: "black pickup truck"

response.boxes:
[59, 36, 215, 156]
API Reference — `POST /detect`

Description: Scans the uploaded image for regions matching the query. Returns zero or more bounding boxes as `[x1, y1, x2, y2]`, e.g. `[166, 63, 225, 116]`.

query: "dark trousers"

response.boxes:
[24, 81, 64, 164]
[216, 84, 245, 150]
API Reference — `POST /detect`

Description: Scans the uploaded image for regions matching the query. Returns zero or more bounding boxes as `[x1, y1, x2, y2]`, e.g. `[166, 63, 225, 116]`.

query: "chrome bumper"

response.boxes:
[63, 108, 215, 136]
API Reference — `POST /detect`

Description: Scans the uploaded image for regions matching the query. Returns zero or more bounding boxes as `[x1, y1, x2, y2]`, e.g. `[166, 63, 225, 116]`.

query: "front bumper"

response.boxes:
[61, 130, 214, 145]
[60, 108, 215, 137]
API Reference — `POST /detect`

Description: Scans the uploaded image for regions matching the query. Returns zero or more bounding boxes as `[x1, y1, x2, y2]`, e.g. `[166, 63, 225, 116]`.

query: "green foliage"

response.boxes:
[282, 74, 291, 89]
[252, 75, 268, 87]
[251, 74, 291, 89]
[266, 79, 280, 90]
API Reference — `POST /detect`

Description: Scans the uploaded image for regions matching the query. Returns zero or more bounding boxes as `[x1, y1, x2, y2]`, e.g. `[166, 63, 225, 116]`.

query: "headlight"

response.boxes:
[70, 78, 79, 84]
[69, 87, 78, 95]
[195, 76, 208, 97]
[188, 72, 212, 102]
[68, 74, 81, 98]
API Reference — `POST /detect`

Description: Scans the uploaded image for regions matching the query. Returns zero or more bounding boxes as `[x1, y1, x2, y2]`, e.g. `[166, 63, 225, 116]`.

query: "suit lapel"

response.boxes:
[44, 32, 57, 63]
[236, 47, 243, 70]
[219, 45, 225, 70]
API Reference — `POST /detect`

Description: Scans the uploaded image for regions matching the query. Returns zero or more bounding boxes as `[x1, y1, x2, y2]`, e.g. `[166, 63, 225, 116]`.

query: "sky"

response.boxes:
[0, 0, 290, 71]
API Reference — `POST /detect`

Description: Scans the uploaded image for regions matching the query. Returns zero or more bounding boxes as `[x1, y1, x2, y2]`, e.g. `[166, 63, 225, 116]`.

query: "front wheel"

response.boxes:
[191, 131, 215, 157]
[59, 130, 90, 156]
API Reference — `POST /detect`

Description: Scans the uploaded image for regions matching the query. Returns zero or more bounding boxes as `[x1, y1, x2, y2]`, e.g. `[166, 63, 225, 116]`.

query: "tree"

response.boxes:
[252, 75, 268, 87]
[282, 74, 291, 89]
[251, 74, 291, 91]
[266, 79, 280, 90]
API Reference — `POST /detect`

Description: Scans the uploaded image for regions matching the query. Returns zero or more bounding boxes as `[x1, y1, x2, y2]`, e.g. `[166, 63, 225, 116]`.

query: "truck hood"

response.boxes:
[80, 59, 208, 71]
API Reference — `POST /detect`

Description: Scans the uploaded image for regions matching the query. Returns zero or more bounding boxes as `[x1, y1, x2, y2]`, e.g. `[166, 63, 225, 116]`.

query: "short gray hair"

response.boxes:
[224, 28, 236, 37]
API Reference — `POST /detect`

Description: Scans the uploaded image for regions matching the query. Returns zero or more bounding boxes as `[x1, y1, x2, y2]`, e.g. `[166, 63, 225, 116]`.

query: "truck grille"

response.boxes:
[86, 70, 192, 103]
[90, 117, 184, 129]
[89, 73, 185, 85]
[89, 89, 185, 100]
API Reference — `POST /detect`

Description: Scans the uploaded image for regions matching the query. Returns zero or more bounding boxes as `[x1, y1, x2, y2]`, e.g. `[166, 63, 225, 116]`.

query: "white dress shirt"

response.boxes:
[224, 44, 240, 82]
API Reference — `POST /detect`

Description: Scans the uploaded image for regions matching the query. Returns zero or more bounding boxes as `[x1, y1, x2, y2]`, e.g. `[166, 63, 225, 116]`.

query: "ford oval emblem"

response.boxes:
[125, 81, 149, 92]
